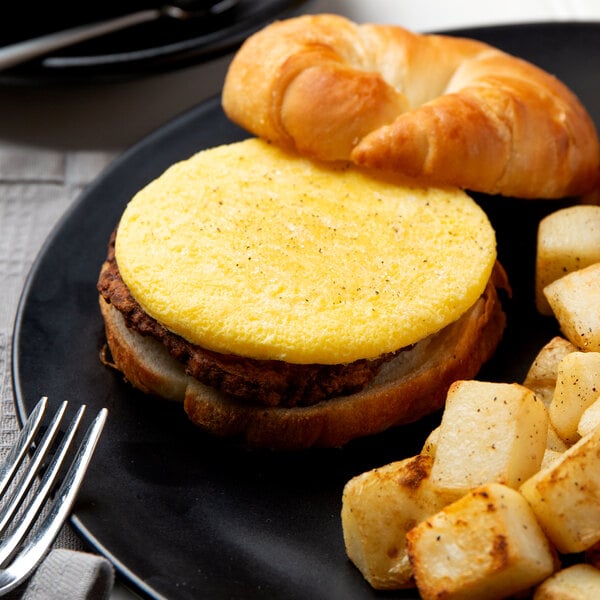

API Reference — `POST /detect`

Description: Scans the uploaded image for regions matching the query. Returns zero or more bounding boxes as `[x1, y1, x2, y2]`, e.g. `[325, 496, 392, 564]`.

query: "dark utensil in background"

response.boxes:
[0, 1, 239, 71]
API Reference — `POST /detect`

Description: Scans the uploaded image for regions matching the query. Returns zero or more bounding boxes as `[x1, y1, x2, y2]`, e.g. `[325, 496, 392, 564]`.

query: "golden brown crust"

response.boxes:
[222, 14, 600, 198]
[99, 266, 507, 449]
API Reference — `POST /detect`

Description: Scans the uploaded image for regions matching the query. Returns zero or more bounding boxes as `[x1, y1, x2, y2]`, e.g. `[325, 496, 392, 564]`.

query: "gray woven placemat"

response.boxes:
[0, 146, 116, 598]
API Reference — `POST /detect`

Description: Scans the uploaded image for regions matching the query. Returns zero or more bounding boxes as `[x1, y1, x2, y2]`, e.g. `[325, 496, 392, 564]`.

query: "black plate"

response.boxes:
[12, 22, 600, 600]
[0, 0, 309, 84]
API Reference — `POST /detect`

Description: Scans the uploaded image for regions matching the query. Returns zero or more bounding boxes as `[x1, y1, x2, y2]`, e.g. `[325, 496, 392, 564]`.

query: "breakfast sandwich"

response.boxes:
[97, 138, 508, 449]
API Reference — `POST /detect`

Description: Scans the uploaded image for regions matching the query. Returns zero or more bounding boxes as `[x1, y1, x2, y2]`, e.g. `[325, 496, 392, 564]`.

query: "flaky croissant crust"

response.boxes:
[222, 14, 600, 198]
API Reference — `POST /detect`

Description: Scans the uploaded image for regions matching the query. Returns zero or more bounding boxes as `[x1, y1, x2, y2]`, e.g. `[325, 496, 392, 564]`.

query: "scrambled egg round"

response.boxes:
[115, 138, 496, 364]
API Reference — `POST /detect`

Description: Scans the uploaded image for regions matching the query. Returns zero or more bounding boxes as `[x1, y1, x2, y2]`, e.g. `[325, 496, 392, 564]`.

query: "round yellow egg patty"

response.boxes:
[115, 138, 497, 364]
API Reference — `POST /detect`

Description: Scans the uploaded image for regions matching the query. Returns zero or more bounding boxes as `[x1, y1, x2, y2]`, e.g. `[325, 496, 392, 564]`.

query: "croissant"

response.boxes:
[222, 14, 600, 198]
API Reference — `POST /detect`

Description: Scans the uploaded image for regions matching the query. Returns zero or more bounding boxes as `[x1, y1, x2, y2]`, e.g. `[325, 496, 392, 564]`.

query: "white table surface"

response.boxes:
[0, 1, 598, 599]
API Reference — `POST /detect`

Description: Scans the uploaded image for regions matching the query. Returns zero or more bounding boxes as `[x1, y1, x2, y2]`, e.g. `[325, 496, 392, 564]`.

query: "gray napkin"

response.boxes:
[20, 549, 114, 600]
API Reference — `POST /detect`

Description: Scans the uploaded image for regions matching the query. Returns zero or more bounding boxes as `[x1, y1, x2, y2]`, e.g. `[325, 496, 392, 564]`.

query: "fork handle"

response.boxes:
[0, 9, 161, 71]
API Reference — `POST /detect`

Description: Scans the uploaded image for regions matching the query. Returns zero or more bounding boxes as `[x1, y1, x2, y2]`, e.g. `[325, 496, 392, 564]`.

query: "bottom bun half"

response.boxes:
[99, 272, 506, 450]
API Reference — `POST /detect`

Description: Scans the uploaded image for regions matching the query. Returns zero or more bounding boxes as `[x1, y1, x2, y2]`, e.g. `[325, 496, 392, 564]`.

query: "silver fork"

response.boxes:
[0, 396, 107, 595]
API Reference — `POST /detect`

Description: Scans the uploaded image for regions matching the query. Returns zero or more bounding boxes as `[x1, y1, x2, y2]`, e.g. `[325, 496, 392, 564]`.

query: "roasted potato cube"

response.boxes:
[535, 205, 600, 315]
[549, 351, 600, 444]
[341, 454, 452, 590]
[520, 426, 600, 553]
[534, 564, 600, 599]
[523, 336, 578, 408]
[421, 426, 440, 457]
[406, 483, 556, 600]
[546, 423, 569, 452]
[430, 380, 548, 496]
[578, 396, 600, 437]
[544, 262, 600, 351]
[540, 448, 564, 470]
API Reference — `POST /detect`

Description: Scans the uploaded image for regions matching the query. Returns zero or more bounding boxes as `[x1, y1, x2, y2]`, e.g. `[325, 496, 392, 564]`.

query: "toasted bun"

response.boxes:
[99, 267, 506, 449]
[222, 14, 600, 198]
[115, 138, 497, 365]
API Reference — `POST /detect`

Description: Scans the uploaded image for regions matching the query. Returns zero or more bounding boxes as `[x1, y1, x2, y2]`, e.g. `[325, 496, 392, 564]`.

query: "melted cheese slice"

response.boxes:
[116, 138, 496, 364]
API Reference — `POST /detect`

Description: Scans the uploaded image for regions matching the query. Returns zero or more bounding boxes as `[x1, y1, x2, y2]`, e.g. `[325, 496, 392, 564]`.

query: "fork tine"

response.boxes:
[0, 407, 108, 596]
[0, 397, 47, 497]
[0, 400, 69, 536]
[0, 404, 86, 567]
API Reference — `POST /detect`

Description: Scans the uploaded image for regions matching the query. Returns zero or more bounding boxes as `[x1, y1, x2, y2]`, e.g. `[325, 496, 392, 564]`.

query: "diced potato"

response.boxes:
[540, 448, 564, 470]
[341, 454, 452, 590]
[421, 426, 440, 457]
[406, 483, 556, 600]
[534, 564, 600, 599]
[544, 262, 600, 351]
[520, 426, 600, 553]
[578, 396, 600, 437]
[523, 336, 578, 408]
[546, 423, 569, 452]
[535, 205, 600, 315]
[549, 351, 600, 444]
[430, 381, 548, 496]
